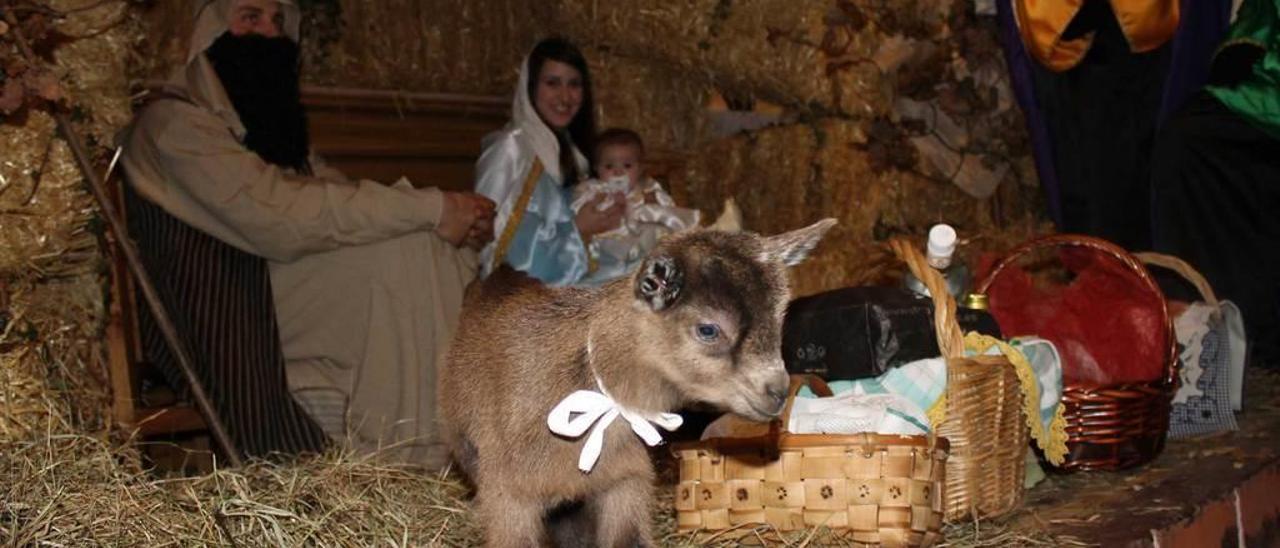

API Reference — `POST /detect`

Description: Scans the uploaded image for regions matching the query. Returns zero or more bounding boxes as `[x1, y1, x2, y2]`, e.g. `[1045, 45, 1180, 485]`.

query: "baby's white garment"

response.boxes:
[572, 176, 701, 266]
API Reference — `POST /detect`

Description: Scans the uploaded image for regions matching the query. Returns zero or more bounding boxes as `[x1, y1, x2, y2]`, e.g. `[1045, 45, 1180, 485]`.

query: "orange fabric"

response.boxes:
[1014, 0, 1180, 72]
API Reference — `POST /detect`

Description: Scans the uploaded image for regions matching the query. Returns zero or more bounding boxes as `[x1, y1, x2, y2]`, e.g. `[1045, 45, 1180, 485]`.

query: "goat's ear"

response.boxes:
[635, 255, 684, 311]
[760, 218, 837, 267]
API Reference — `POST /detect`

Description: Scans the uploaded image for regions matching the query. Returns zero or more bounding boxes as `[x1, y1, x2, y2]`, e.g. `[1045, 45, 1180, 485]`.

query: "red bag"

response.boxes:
[979, 246, 1167, 385]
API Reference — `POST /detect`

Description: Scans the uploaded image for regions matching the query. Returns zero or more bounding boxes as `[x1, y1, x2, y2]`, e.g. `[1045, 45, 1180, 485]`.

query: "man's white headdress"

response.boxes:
[188, 0, 301, 64]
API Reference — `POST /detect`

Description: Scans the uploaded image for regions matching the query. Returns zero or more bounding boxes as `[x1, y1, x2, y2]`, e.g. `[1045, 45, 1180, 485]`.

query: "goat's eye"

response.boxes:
[694, 323, 721, 343]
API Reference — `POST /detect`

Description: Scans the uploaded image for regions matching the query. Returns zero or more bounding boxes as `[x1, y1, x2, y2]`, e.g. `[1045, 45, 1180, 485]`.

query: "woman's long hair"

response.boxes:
[526, 37, 596, 187]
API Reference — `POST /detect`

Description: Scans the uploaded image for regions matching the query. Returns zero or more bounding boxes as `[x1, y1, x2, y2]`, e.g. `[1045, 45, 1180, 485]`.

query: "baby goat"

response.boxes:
[440, 219, 836, 547]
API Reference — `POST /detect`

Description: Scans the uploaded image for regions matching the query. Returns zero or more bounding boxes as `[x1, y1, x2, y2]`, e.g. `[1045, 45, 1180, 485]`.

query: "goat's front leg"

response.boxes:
[591, 476, 654, 548]
[477, 487, 545, 548]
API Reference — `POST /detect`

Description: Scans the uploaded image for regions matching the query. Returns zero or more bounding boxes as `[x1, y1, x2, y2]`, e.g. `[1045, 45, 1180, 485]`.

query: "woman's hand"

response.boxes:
[574, 192, 625, 240]
[438, 191, 496, 251]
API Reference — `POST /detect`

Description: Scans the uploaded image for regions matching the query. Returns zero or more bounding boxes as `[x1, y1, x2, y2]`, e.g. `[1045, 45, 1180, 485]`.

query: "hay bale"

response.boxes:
[131, 1, 190, 82]
[136, 0, 549, 95]
[308, 0, 549, 94]
[673, 118, 1047, 297]
[0, 278, 110, 441]
[550, 0, 952, 116]
[0, 0, 137, 440]
[588, 50, 711, 152]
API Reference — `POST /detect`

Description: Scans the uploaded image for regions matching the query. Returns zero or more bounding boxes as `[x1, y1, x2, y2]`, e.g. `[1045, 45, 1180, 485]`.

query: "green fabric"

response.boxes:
[1024, 449, 1046, 489]
[1207, 0, 1280, 138]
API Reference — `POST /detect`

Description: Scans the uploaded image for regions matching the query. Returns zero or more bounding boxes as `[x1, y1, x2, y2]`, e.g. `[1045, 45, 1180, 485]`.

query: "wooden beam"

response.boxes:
[131, 406, 208, 437]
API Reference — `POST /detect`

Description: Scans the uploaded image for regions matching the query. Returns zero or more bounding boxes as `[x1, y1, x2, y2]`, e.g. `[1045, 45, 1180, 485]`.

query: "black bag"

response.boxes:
[782, 286, 1002, 381]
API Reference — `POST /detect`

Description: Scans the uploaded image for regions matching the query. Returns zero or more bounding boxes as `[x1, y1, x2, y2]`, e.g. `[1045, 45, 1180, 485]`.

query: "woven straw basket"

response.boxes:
[673, 374, 949, 547]
[889, 238, 1029, 521]
[974, 234, 1179, 472]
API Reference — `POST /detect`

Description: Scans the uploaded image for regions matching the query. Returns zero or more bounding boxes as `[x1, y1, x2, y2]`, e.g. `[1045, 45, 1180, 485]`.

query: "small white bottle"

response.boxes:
[904, 224, 971, 300]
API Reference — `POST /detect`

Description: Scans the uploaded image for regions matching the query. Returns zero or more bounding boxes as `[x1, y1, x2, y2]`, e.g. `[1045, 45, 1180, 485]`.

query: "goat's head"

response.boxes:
[629, 218, 836, 421]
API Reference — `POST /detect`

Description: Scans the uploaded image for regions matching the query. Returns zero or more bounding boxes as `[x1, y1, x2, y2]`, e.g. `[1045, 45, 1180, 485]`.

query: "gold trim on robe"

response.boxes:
[1014, 0, 1181, 72]
[489, 158, 544, 273]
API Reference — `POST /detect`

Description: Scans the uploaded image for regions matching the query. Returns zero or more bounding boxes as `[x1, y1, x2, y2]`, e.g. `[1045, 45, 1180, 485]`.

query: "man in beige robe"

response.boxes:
[120, 0, 490, 467]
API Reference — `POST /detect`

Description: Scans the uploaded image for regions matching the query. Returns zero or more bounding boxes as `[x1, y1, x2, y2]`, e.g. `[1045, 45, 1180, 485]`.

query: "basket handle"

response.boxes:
[888, 237, 964, 360]
[972, 233, 1179, 387]
[1134, 252, 1221, 320]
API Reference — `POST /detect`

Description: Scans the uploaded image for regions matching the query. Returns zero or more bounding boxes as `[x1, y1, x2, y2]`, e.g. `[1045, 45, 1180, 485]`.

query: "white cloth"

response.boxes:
[1173, 302, 1215, 403]
[570, 176, 701, 266]
[1173, 300, 1248, 411]
[787, 389, 929, 436]
[272, 199, 477, 469]
[475, 51, 588, 277]
[546, 379, 683, 473]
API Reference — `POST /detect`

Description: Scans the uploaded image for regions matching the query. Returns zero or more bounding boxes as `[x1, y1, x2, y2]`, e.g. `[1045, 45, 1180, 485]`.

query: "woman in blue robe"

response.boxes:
[475, 38, 629, 286]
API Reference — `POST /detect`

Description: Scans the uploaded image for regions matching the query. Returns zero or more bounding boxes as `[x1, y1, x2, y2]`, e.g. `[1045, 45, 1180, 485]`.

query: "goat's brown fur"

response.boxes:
[440, 220, 835, 547]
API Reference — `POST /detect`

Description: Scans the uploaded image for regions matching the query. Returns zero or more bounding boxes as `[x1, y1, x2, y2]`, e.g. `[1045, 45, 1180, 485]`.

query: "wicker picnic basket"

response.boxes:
[974, 234, 1179, 472]
[888, 238, 1029, 522]
[673, 374, 949, 547]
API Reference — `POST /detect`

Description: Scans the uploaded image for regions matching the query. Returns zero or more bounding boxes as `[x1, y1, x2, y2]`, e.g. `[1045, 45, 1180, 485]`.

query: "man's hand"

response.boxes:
[574, 192, 625, 240]
[438, 191, 496, 251]
[465, 211, 495, 251]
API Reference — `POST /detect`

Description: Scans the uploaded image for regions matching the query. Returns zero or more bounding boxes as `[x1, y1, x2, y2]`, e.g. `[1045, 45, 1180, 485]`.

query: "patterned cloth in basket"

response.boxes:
[1168, 301, 1246, 438]
[793, 334, 1068, 466]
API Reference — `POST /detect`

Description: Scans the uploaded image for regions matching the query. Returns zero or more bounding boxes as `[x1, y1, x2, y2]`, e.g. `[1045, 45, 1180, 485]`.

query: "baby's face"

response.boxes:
[596, 144, 644, 186]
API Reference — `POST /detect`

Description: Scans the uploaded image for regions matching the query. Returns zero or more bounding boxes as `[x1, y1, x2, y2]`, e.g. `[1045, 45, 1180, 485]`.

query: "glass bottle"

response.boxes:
[904, 223, 971, 300]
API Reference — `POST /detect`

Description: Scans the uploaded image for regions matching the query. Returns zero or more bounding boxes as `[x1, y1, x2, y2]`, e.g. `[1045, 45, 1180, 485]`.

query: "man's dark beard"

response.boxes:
[206, 31, 311, 173]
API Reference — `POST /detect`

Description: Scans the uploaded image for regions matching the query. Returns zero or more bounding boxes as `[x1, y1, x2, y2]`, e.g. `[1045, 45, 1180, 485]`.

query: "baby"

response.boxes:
[573, 128, 700, 272]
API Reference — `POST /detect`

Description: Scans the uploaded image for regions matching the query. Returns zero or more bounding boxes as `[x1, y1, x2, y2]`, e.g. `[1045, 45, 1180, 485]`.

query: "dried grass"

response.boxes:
[1, 427, 1069, 547]
[672, 119, 1050, 297]
[551, 0, 911, 116]
[136, 0, 548, 95]
[0, 0, 136, 444]
[0, 431, 483, 546]
[588, 50, 711, 152]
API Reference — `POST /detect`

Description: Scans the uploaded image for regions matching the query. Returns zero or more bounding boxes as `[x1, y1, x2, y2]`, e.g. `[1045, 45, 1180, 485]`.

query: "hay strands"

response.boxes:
[0, 3, 243, 467]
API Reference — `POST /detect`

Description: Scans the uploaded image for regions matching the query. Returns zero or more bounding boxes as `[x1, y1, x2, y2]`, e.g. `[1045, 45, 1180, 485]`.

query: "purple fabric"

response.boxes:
[1157, 0, 1234, 125]
[996, 0, 1063, 224]
[996, 0, 1231, 227]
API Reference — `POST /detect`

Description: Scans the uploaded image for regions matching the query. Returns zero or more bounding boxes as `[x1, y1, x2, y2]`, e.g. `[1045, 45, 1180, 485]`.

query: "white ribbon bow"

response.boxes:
[546, 386, 683, 473]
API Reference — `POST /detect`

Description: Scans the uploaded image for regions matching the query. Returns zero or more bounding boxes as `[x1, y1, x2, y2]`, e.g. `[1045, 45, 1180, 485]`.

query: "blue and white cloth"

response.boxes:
[793, 336, 1064, 442]
[1007, 337, 1064, 440]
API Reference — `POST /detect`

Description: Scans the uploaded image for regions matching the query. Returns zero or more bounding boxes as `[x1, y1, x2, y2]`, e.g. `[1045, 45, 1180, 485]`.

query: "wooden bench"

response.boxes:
[302, 86, 509, 191]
